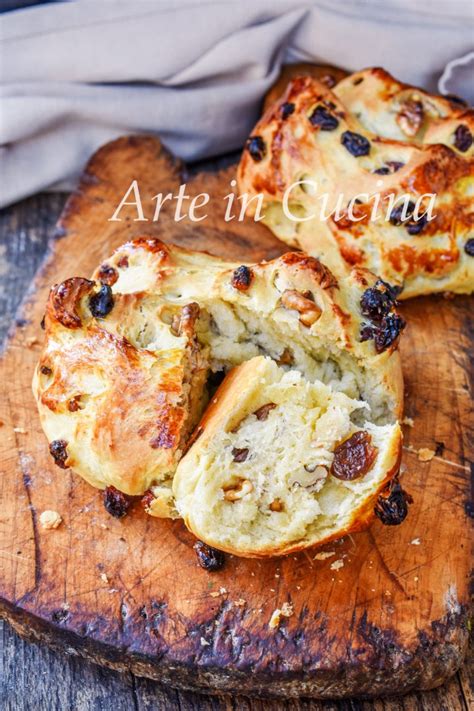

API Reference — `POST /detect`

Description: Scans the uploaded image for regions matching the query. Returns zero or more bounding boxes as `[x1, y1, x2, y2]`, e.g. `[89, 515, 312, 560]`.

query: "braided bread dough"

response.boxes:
[33, 237, 404, 551]
[237, 68, 474, 298]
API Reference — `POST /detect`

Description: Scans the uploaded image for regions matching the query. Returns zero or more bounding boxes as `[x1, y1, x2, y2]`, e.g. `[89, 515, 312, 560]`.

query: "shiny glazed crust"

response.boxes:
[33, 273, 208, 496]
[237, 68, 474, 298]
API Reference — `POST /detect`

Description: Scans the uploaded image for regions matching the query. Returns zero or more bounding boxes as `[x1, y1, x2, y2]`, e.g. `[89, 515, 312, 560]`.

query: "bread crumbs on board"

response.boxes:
[269, 602, 294, 629]
[314, 550, 335, 560]
[418, 447, 435, 462]
[330, 559, 344, 571]
[39, 510, 62, 530]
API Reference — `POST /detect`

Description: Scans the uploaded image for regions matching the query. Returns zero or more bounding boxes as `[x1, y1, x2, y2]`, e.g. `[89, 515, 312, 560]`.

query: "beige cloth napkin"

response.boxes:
[0, 0, 473, 207]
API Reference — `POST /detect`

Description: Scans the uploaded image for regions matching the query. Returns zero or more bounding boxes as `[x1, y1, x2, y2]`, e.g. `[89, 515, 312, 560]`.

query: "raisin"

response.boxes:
[374, 479, 411, 526]
[117, 255, 129, 269]
[331, 431, 377, 481]
[67, 396, 81, 412]
[89, 285, 114, 318]
[232, 447, 249, 463]
[360, 323, 375, 342]
[406, 212, 428, 235]
[360, 279, 400, 322]
[97, 263, 119, 286]
[40, 365, 52, 376]
[141, 490, 155, 512]
[253, 403, 277, 421]
[360, 287, 393, 322]
[103, 486, 131, 518]
[378, 279, 403, 299]
[373, 161, 404, 175]
[341, 131, 370, 156]
[40, 314, 46, 330]
[453, 124, 473, 152]
[390, 200, 427, 235]
[360, 311, 405, 352]
[309, 105, 339, 131]
[194, 540, 225, 571]
[246, 136, 266, 162]
[49, 439, 69, 469]
[231, 265, 253, 291]
[374, 313, 406, 353]
[280, 102, 295, 120]
[464, 238, 474, 256]
[51, 608, 69, 624]
[389, 201, 415, 226]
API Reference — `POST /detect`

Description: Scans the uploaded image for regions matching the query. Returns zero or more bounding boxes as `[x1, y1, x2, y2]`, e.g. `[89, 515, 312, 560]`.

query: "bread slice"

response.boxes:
[33, 277, 208, 507]
[237, 70, 474, 298]
[173, 357, 402, 557]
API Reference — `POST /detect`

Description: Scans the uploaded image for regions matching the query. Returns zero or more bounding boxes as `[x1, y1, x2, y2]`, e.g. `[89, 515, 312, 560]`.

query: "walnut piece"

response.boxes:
[396, 98, 424, 137]
[223, 479, 253, 501]
[281, 289, 321, 326]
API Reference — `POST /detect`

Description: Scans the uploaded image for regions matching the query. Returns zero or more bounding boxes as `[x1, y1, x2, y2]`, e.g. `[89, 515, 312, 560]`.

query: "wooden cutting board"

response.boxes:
[0, 135, 471, 699]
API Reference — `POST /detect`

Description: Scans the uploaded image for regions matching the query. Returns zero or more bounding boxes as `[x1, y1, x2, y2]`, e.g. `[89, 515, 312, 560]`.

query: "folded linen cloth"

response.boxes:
[0, 0, 473, 207]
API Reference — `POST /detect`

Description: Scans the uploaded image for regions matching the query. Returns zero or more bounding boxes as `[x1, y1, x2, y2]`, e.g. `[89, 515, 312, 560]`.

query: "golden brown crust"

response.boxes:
[263, 62, 348, 111]
[33, 275, 209, 495]
[237, 69, 474, 298]
[336, 67, 474, 155]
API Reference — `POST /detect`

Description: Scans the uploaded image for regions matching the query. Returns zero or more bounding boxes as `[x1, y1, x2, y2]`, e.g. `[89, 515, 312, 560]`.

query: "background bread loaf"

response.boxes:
[237, 68, 474, 298]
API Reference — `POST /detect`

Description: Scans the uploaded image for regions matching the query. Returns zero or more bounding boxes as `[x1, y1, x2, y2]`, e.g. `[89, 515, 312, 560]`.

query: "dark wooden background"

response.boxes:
[0, 192, 472, 710]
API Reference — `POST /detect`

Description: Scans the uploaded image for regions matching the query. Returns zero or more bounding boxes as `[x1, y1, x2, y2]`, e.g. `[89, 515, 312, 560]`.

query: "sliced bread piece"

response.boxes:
[173, 356, 402, 557]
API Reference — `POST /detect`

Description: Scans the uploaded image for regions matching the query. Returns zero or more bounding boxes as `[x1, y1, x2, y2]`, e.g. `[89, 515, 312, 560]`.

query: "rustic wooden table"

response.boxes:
[0, 192, 472, 710]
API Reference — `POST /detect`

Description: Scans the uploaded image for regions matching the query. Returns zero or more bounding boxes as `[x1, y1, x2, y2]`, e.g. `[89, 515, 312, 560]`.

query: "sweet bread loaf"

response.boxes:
[33, 274, 209, 511]
[33, 237, 404, 543]
[237, 69, 474, 298]
[173, 356, 402, 557]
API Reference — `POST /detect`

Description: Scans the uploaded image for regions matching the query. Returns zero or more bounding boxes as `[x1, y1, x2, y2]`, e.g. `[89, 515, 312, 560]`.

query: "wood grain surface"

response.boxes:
[0, 136, 472, 704]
